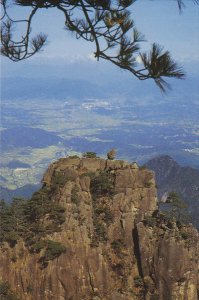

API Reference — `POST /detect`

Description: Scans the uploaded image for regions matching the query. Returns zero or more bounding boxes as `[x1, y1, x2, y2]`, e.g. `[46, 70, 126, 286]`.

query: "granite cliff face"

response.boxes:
[0, 157, 198, 300]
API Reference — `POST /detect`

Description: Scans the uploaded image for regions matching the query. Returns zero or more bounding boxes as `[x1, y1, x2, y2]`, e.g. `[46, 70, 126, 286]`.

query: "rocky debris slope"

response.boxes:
[0, 157, 198, 300]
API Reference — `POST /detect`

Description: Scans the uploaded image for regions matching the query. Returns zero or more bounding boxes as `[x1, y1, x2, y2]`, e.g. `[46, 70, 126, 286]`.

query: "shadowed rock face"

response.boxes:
[0, 157, 198, 300]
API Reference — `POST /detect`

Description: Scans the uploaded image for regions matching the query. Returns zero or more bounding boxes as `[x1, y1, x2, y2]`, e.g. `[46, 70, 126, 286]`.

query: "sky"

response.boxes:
[1, 0, 199, 82]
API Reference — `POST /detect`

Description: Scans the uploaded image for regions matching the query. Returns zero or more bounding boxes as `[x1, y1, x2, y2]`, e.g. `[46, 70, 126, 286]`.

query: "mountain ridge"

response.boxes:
[0, 127, 63, 151]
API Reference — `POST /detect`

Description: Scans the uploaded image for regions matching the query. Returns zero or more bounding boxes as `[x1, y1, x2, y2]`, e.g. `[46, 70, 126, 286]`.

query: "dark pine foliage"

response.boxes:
[0, 186, 66, 249]
[0, 281, 20, 300]
[90, 171, 115, 198]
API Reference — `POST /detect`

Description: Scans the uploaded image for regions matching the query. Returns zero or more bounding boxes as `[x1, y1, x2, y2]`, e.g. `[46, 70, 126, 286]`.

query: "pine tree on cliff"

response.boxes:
[164, 191, 190, 224]
[1, 0, 198, 91]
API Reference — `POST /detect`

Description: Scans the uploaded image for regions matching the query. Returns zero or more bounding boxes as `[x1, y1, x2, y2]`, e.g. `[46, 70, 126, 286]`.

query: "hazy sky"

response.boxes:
[1, 0, 199, 80]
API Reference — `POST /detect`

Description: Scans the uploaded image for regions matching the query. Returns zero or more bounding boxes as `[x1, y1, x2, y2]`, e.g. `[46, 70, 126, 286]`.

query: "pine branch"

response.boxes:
[1, 0, 197, 90]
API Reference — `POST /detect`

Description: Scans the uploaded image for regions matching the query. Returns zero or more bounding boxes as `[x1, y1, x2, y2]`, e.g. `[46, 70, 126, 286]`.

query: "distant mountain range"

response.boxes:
[0, 184, 41, 203]
[1, 77, 107, 100]
[1, 74, 199, 168]
[0, 127, 63, 151]
[145, 155, 199, 228]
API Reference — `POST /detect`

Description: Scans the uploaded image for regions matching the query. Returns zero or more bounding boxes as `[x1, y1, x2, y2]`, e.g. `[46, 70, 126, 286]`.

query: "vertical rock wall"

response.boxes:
[0, 157, 198, 300]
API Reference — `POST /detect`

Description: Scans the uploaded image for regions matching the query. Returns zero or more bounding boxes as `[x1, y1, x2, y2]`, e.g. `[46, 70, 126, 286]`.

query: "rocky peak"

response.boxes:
[146, 155, 179, 185]
[0, 157, 198, 300]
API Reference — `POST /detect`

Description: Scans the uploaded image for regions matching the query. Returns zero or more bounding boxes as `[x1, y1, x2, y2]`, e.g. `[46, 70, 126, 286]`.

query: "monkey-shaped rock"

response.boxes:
[107, 149, 116, 160]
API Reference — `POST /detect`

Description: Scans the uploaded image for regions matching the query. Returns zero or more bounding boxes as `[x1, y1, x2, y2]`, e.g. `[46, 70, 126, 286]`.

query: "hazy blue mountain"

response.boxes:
[1, 78, 106, 100]
[0, 184, 41, 203]
[145, 155, 199, 228]
[0, 127, 63, 151]
[4, 160, 31, 169]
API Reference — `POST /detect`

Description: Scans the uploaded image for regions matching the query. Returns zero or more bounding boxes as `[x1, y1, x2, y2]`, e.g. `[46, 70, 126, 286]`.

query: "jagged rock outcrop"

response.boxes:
[0, 157, 198, 300]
